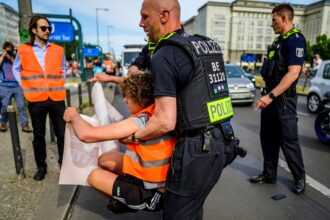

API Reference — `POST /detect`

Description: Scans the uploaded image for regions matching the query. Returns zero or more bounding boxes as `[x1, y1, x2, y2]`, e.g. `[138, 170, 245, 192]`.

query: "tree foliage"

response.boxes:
[311, 34, 330, 60]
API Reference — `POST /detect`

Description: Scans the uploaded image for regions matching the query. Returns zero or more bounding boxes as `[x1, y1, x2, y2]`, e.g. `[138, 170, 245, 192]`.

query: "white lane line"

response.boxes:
[279, 159, 330, 198]
[298, 111, 310, 117]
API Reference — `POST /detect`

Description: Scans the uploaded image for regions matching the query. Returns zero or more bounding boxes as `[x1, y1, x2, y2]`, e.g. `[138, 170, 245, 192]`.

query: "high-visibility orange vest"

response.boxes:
[104, 59, 114, 73]
[123, 104, 176, 183]
[18, 43, 66, 102]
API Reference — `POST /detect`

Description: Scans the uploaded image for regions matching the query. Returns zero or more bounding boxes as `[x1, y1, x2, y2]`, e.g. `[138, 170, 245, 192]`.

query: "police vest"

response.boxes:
[153, 32, 233, 133]
[122, 104, 176, 184]
[260, 28, 305, 89]
[18, 43, 66, 102]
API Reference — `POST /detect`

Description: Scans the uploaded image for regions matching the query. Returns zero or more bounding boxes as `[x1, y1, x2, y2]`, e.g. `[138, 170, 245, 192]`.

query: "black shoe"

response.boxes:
[250, 173, 277, 184]
[293, 177, 305, 194]
[107, 198, 137, 214]
[33, 167, 47, 181]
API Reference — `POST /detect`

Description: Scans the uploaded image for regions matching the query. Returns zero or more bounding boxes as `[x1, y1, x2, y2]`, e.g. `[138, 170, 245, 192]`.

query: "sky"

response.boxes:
[0, 0, 318, 58]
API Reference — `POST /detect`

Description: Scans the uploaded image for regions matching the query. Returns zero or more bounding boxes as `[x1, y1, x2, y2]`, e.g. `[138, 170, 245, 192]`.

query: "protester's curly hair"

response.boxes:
[120, 71, 154, 108]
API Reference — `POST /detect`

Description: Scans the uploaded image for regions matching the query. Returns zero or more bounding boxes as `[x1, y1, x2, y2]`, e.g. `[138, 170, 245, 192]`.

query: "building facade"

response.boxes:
[0, 3, 20, 49]
[183, 0, 330, 64]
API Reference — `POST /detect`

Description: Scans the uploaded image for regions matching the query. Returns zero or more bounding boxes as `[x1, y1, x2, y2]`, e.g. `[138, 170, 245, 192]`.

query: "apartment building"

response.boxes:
[183, 0, 330, 63]
[0, 3, 19, 49]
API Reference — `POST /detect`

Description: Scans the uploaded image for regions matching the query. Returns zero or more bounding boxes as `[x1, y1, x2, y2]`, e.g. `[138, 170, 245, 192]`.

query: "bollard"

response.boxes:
[49, 117, 55, 143]
[78, 83, 83, 113]
[7, 105, 25, 179]
[66, 88, 71, 107]
[87, 81, 92, 106]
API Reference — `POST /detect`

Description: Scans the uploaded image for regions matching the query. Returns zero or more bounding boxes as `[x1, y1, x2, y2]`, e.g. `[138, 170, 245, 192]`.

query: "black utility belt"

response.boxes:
[182, 125, 220, 137]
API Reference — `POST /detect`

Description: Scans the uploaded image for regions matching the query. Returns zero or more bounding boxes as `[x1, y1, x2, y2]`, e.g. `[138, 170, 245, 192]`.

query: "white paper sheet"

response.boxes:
[59, 82, 123, 186]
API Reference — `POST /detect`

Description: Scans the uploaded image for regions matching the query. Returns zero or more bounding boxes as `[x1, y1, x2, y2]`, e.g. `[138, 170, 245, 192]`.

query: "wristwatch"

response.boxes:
[131, 133, 140, 143]
[268, 92, 276, 99]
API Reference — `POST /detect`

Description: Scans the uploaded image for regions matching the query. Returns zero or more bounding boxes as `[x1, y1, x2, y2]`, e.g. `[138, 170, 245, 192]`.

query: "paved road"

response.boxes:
[68, 90, 330, 220]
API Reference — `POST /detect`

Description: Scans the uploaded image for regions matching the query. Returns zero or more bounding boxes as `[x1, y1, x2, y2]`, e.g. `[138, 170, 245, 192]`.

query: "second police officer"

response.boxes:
[251, 3, 306, 194]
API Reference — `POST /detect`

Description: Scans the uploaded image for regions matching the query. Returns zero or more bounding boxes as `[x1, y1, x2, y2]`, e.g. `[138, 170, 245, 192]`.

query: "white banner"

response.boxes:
[59, 82, 123, 186]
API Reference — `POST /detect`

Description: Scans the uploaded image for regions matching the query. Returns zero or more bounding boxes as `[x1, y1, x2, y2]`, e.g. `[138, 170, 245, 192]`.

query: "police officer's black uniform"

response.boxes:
[151, 29, 241, 220]
[251, 28, 306, 193]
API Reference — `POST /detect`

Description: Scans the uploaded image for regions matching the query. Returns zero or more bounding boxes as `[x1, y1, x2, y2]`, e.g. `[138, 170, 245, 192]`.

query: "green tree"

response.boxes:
[311, 34, 330, 60]
[305, 41, 313, 63]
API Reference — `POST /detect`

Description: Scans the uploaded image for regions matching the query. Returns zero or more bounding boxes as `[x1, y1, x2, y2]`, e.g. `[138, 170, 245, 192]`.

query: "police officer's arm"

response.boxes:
[255, 65, 301, 109]
[63, 107, 140, 143]
[91, 73, 124, 84]
[134, 96, 177, 140]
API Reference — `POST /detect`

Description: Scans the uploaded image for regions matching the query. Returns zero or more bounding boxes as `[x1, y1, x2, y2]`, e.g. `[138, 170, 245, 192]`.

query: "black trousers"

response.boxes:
[164, 127, 235, 220]
[28, 99, 66, 168]
[260, 94, 305, 180]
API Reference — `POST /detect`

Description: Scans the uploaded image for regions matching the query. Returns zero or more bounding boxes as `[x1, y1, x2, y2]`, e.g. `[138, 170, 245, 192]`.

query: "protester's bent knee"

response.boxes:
[87, 168, 102, 186]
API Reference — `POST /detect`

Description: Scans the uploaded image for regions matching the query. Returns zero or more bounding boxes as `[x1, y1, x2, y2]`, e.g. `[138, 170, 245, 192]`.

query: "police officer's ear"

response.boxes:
[160, 9, 169, 24]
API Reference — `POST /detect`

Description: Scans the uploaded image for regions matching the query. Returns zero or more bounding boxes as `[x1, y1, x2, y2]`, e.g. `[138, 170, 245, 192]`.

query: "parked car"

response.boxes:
[307, 60, 330, 113]
[224, 64, 256, 105]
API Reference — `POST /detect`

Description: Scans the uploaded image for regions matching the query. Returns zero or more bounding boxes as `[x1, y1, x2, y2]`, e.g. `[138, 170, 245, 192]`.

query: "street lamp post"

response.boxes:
[96, 8, 109, 47]
[107, 25, 113, 53]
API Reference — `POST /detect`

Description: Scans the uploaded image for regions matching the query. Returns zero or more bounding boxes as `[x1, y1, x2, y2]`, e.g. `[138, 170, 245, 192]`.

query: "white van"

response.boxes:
[120, 44, 144, 76]
[307, 60, 330, 113]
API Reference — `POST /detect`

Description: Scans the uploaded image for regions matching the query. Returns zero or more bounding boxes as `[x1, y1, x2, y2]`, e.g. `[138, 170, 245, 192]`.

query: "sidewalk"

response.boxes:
[0, 82, 116, 220]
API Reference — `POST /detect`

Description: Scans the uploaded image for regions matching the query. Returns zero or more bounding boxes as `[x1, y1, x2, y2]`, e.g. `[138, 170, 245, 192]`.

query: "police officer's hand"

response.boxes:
[91, 73, 112, 83]
[255, 95, 273, 110]
[63, 107, 79, 123]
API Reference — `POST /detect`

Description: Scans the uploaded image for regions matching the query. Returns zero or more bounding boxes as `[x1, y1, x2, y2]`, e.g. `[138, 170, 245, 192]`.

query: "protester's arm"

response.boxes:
[63, 107, 139, 143]
[12, 53, 22, 84]
[255, 65, 301, 109]
[134, 96, 176, 140]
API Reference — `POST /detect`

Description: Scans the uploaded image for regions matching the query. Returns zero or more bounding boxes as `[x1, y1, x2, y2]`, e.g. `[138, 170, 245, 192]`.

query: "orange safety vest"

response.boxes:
[122, 104, 176, 183]
[18, 43, 66, 102]
[104, 59, 114, 73]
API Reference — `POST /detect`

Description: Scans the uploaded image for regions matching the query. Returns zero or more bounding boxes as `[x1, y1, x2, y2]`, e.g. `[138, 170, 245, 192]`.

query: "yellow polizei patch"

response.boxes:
[207, 97, 233, 123]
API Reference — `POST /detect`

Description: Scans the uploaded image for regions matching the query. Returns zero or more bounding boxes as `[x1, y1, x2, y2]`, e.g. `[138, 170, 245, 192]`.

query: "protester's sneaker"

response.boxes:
[0, 123, 7, 132]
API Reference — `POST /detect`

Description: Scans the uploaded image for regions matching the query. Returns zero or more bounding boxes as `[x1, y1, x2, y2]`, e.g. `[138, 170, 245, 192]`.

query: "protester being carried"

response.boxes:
[63, 71, 176, 211]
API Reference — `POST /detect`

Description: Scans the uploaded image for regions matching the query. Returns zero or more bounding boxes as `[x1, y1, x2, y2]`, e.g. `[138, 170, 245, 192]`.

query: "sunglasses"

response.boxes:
[38, 26, 52, 32]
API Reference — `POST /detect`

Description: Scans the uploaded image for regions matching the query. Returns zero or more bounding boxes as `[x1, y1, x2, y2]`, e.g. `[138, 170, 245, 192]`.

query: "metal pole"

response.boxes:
[18, 0, 33, 43]
[87, 81, 92, 106]
[66, 88, 71, 107]
[7, 105, 25, 179]
[96, 9, 99, 47]
[78, 83, 83, 113]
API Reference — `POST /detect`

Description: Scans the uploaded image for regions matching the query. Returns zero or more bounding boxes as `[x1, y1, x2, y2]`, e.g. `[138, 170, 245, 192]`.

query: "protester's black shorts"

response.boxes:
[112, 175, 163, 210]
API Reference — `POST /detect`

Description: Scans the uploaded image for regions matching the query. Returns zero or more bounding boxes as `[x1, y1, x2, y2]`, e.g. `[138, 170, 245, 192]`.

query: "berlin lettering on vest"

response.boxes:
[191, 40, 222, 55]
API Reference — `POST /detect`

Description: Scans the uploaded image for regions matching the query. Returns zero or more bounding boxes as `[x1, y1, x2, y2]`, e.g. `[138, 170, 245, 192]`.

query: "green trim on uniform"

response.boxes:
[151, 32, 177, 57]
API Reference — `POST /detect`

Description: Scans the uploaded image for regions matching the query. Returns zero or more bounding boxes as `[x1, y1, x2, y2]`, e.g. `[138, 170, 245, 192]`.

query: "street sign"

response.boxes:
[241, 55, 256, 62]
[49, 22, 74, 42]
[83, 48, 100, 57]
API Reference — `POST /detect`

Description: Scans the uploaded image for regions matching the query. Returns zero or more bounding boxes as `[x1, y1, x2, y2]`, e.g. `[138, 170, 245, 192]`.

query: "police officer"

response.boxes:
[132, 0, 240, 219]
[250, 3, 306, 194]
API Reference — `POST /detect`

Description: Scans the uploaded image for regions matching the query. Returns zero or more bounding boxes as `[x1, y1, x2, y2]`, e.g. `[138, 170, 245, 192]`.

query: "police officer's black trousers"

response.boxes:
[260, 95, 305, 180]
[164, 127, 235, 220]
[28, 99, 66, 168]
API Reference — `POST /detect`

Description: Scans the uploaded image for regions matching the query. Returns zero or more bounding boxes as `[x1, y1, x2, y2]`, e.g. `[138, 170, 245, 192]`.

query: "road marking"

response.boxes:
[279, 159, 330, 198]
[298, 111, 310, 117]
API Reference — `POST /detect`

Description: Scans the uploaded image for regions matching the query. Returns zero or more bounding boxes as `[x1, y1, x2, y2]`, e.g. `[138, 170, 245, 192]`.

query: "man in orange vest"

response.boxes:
[103, 53, 115, 76]
[13, 15, 67, 181]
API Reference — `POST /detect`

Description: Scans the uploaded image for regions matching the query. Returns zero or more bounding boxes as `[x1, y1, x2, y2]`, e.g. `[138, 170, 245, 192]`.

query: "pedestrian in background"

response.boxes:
[251, 3, 306, 194]
[131, 0, 238, 219]
[312, 53, 322, 74]
[13, 15, 67, 181]
[0, 41, 32, 133]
